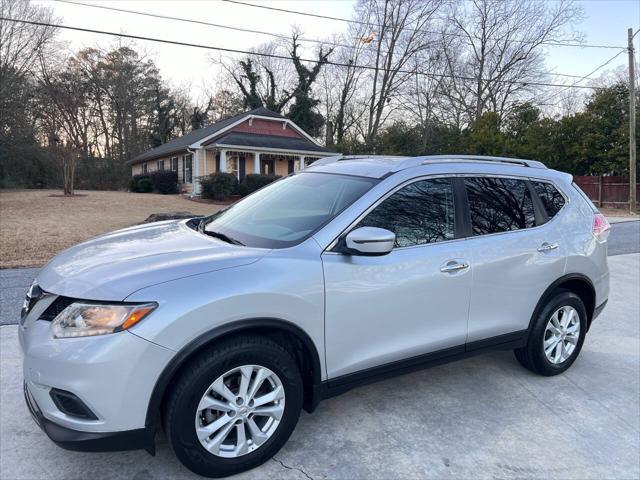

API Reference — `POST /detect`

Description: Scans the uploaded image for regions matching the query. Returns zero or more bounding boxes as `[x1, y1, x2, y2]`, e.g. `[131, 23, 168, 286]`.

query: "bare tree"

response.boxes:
[439, 0, 583, 125]
[0, 0, 56, 97]
[39, 54, 97, 158]
[215, 39, 296, 113]
[358, 0, 444, 147]
[319, 25, 371, 146]
[56, 143, 76, 196]
[0, 0, 57, 153]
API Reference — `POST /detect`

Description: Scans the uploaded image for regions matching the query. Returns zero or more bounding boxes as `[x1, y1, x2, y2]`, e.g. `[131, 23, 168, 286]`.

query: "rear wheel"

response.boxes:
[515, 291, 587, 376]
[164, 335, 303, 477]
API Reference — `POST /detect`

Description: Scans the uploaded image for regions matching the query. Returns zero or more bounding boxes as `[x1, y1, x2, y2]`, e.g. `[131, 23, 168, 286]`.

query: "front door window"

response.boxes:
[357, 178, 455, 247]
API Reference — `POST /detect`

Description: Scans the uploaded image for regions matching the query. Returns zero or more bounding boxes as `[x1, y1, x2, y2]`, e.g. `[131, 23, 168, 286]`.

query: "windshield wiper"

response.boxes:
[202, 229, 244, 246]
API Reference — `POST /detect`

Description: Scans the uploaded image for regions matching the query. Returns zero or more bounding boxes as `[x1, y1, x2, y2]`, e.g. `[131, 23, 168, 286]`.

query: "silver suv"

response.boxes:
[20, 155, 610, 477]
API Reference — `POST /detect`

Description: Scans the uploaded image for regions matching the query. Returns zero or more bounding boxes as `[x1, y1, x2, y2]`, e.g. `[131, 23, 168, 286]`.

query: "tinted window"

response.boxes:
[532, 181, 565, 218]
[203, 172, 376, 248]
[464, 177, 536, 235]
[357, 178, 455, 247]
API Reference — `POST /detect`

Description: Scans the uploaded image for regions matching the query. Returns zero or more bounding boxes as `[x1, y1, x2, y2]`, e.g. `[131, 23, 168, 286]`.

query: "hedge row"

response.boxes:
[128, 170, 178, 194]
[200, 173, 280, 200]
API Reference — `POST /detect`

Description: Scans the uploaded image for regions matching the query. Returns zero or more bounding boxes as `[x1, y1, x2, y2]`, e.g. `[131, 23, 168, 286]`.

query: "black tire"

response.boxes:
[164, 335, 303, 478]
[515, 290, 587, 376]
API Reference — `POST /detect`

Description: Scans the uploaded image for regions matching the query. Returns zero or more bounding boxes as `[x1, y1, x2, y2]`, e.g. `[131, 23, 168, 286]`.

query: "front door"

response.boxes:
[261, 159, 275, 175]
[322, 177, 472, 380]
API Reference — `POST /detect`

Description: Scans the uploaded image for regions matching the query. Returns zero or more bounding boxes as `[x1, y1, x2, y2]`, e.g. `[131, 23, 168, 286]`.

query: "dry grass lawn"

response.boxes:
[0, 190, 222, 268]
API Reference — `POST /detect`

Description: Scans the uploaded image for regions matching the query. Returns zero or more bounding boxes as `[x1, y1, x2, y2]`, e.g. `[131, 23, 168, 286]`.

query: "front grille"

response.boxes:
[49, 388, 98, 420]
[40, 296, 75, 321]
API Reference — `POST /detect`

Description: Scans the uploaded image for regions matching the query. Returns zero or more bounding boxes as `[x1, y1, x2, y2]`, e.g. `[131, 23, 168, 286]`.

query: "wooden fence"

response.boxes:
[573, 175, 640, 209]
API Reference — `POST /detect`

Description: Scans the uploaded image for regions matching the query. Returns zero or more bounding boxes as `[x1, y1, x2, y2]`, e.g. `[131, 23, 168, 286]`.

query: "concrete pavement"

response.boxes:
[1, 253, 638, 479]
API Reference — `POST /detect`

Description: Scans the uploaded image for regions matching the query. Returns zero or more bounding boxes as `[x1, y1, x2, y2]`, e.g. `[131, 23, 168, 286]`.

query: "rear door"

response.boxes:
[462, 176, 566, 343]
[322, 177, 472, 379]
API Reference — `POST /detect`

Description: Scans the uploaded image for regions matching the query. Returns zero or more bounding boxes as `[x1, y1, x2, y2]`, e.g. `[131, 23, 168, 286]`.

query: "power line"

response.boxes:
[0, 16, 612, 90]
[541, 49, 627, 105]
[222, 0, 626, 51]
[53, 0, 356, 51]
[52, 0, 607, 81]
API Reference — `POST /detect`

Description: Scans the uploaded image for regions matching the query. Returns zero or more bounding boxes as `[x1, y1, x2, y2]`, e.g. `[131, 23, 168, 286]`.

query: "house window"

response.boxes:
[142, 163, 148, 175]
[171, 157, 178, 172]
[183, 154, 193, 183]
[157, 159, 165, 171]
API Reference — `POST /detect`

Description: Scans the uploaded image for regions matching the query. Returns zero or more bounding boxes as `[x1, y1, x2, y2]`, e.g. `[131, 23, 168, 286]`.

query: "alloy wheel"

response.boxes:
[194, 365, 285, 458]
[543, 305, 580, 364]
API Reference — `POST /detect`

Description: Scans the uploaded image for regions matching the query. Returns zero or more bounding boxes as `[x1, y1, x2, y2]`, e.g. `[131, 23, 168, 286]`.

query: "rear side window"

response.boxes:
[464, 177, 536, 235]
[532, 181, 566, 218]
[357, 178, 455, 247]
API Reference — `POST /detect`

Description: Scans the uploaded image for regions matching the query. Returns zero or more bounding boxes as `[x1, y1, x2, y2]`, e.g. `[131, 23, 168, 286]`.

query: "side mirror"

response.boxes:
[341, 227, 395, 256]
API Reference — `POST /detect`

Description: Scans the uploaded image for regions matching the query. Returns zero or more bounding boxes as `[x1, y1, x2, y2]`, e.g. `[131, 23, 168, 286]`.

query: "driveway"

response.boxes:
[1, 253, 639, 479]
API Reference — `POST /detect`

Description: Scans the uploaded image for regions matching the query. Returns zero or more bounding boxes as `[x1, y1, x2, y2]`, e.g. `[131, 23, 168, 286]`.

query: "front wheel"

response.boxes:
[515, 290, 587, 376]
[164, 335, 303, 477]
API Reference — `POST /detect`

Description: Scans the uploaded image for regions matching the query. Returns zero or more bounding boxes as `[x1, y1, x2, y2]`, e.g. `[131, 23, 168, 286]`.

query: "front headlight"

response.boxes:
[51, 302, 157, 338]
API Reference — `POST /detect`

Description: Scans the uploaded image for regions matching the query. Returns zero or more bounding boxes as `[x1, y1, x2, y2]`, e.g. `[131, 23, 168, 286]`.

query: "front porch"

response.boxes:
[189, 147, 326, 195]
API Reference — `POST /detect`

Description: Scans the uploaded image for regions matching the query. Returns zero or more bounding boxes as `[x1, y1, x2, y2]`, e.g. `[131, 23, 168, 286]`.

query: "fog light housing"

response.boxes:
[50, 388, 98, 420]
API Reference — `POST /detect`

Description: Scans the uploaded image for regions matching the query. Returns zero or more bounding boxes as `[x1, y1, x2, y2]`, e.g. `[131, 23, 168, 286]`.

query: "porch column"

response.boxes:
[193, 147, 205, 196]
[299, 155, 305, 171]
[254, 152, 261, 174]
[219, 149, 227, 173]
[202, 148, 207, 175]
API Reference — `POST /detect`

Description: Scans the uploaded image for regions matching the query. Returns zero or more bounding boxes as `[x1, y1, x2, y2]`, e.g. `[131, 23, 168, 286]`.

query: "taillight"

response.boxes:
[592, 213, 611, 242]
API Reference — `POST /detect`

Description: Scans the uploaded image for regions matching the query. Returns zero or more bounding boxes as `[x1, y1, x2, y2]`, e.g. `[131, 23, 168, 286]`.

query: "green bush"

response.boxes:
[150, 170, 178, 194]
[129, 174, 152, 193]
[238, 173, 281, 196]
[200, 172, 239, 200]
[137, 177, 153, 193]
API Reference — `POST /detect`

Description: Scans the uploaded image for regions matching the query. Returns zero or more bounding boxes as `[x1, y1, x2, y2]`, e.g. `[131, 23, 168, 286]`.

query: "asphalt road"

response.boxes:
[1, 253, 638, 479]
[1, 220, 637, 326]
[607, 220, 640, 256]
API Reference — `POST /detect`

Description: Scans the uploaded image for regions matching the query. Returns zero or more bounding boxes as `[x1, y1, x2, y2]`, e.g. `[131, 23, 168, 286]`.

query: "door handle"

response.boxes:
[537, 242, 559, 253]
[440, 261, 470, 273]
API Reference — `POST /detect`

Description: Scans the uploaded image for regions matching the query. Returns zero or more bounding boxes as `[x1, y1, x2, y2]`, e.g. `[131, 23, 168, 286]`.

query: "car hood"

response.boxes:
[37, 220, 269, 301]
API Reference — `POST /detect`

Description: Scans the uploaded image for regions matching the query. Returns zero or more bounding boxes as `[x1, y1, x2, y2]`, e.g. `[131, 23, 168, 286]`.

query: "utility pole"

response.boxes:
[629, 28, 637, 214]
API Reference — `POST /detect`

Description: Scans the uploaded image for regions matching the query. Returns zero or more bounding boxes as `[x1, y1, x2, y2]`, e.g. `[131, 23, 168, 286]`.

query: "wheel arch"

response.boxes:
[528, 273, 596, 335]
[145, 318, 323, 429]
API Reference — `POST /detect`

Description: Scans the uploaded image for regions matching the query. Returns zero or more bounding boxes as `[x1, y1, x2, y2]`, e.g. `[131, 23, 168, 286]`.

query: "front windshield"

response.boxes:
[202, 172, 377, 248]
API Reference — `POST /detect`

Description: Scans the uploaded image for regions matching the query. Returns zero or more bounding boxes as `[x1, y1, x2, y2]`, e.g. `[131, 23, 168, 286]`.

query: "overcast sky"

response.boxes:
[35, 0, 639, 101]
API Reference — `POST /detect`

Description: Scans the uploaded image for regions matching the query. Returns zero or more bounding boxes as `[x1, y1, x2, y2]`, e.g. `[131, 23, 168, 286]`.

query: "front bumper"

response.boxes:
[20, 315, 174, 449]
[24, 382, 155, 453]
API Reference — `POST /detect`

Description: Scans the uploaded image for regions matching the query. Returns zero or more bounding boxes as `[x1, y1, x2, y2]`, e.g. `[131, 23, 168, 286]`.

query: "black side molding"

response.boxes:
[322, 330, 527, 399]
